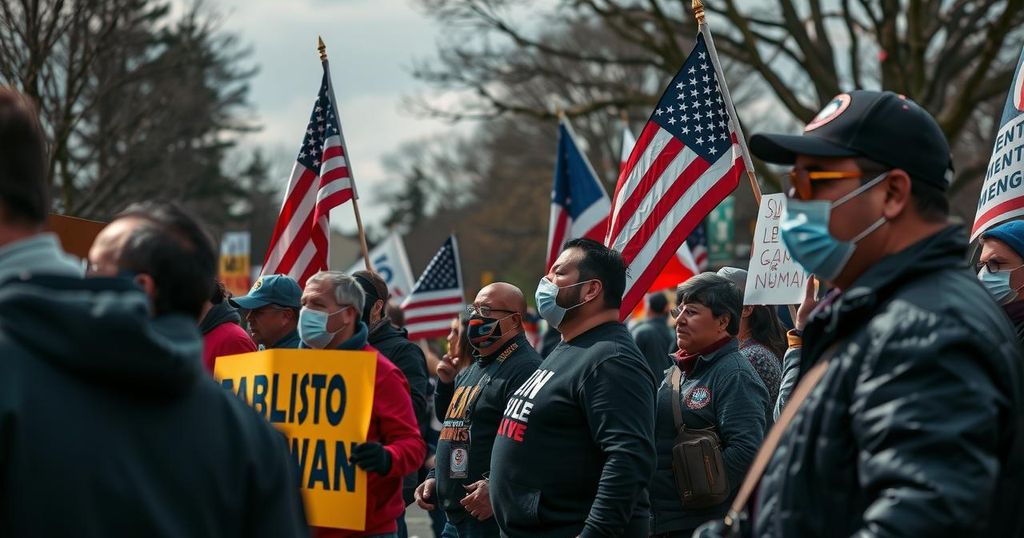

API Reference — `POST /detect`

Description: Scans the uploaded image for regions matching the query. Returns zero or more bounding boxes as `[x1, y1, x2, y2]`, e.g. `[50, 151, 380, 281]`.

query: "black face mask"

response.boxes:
[467, 314, 510, 350]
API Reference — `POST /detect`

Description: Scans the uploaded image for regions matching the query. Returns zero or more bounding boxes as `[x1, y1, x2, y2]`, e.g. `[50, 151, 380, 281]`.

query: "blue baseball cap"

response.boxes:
[229, 274, 302, 310]
[982, 220, 1024, 260]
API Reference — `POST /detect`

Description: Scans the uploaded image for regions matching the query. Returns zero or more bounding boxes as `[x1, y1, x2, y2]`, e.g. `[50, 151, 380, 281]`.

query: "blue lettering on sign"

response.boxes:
[252, 374, 269, 416]
[326, 375, 347, 426]
[373, 254, 394, 283]
[290, 437, 359, 492]
[269, 373, 287, 423]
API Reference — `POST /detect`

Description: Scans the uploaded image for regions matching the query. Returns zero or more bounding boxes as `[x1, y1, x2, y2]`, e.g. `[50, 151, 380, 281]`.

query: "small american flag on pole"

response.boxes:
[401, 235, 465, 340]
[261, 63, 355, 285]
[606, 29, 748, 318]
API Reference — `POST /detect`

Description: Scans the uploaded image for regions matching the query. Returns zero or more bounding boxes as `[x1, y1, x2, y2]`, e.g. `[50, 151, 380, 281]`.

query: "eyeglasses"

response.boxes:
[466, 304, 515, 318]
[787, 169, 863, 200]
[976, 260, 1024, 274]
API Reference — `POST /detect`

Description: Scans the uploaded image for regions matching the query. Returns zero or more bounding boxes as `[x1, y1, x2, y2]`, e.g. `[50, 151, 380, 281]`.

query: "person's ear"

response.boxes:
[718, 313, 730, 331]
[134, 273, 156, 299]
[881, 169, 912, 220]
[741, 305, 754, 319]
[373, 299, 385, 320]
[583, 280, 603, 303]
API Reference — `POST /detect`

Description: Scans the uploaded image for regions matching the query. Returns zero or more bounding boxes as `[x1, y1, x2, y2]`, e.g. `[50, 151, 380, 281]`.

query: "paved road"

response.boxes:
[405, 503, 440, 538]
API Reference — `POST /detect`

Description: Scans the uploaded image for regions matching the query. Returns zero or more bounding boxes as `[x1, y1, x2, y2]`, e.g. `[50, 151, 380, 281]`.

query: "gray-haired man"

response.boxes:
[300, 271, 426, 538]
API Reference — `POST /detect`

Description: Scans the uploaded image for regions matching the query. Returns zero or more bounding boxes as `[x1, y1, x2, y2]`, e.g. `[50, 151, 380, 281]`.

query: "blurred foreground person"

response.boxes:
[697, 90, 1024, 537]
[0, 200, 307, 536]
[0, 87, 81, 282]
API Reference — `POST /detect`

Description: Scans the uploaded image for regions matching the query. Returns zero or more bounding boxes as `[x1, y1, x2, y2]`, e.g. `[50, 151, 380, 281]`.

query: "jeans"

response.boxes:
[441, 517, 500, 538]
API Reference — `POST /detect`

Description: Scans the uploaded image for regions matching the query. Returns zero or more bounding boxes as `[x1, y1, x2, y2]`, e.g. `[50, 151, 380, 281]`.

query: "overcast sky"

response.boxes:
[209, 0, 462, 233]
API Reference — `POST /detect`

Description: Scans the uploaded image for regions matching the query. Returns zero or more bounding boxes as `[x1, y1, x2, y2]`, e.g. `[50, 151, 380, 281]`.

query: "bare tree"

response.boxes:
[412, 0, 1024, 207]
[0, 0, 258, 223]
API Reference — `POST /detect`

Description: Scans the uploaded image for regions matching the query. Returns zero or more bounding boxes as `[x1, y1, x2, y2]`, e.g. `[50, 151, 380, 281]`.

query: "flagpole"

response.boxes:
[319, 36, 373, 273]
[693, 0, 763, 205]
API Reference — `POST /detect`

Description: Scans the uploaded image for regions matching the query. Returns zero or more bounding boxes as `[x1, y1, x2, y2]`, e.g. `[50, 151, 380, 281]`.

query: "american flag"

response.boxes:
[401, 235, 465, 340]
[261, 63, 355, 286]
[547, 117, 611, 271]
[686, 221, 709, 271]
[606, 30, 745, 317]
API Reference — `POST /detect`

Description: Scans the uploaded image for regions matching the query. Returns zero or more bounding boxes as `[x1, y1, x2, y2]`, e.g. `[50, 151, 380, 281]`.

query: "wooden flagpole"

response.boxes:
[319, 36, 373, 273]
[692, 0, 763, 206]
[692, 2, 800, 321]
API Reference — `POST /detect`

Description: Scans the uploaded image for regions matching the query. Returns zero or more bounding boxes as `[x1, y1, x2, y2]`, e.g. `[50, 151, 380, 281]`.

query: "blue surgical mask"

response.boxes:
[535, 277, 594, 329]
[978, 266, 1023, 305]
[299, 306, 349, 349]
[780, 172, 888, 282]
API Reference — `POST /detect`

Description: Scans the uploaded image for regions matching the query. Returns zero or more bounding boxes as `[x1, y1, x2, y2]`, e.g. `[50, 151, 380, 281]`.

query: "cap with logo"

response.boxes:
[228, 274, 302, 310]
[750, 90, 954, 190]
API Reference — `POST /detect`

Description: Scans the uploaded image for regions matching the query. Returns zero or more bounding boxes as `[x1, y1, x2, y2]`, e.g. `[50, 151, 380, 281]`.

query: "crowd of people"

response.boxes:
[1, 82, 1024, 538]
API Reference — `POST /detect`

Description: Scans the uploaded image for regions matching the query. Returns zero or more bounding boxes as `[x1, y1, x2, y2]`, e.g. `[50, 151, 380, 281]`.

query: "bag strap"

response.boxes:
[723, 357, 831, 527]
[669, 365, 684, 433]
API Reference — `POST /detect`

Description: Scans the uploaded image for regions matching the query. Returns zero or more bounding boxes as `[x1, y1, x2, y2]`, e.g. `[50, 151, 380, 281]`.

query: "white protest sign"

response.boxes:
[346, 232, 415, 300]
[744, 194, 809, 305]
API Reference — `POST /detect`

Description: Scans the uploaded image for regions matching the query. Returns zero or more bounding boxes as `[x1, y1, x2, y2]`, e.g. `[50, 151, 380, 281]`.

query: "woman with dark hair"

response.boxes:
[650, 273, 769, 537]
[717, 267, 785, 413]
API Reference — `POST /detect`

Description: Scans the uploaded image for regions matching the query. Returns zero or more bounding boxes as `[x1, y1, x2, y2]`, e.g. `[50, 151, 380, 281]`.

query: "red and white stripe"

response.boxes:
[262, 134, 353, 285]
[606, 124, 744, 317]
[403, 290, 464, 340]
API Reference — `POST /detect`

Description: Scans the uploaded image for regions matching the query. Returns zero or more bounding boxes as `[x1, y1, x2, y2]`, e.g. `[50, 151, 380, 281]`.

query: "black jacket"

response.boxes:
[650, 340, 767, 534]
[430, 333, 542, 523]
[489, 321, 656, 538]
[756, 226, 1024, 537]
[367, 319, 429, 505]
[0, 276, 307, 537]
[630, 315, 676, 376]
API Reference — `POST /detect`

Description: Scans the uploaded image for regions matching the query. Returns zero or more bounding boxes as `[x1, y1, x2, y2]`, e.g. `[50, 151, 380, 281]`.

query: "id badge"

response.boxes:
[449, 442, 469, 479]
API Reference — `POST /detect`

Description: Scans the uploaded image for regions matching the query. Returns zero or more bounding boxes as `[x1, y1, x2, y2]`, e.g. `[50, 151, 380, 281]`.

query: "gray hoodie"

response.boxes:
[0, 232, 82, 284]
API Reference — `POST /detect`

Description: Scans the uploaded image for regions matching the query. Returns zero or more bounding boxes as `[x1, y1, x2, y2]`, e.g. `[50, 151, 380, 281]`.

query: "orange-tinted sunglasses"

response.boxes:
[787, 169, 863, 200]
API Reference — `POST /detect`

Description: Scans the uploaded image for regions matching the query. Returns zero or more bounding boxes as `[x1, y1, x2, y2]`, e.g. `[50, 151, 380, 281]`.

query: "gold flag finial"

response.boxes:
[317, 36, 327, 62]
[692, 0, 706, 25]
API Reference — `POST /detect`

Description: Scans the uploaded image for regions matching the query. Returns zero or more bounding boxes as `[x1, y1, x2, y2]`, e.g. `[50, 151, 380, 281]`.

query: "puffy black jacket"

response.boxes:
[0, 276, 307, 537]
[755, 226, 1024, 537]
[367, 319, 429, 505]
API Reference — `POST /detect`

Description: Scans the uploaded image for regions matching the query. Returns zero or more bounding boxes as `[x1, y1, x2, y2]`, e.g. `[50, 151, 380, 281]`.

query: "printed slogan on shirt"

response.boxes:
[214, 349, 377, 530]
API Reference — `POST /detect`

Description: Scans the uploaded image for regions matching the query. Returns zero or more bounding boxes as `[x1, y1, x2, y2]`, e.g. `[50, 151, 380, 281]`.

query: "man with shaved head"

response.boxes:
[415, 282, 542, 538]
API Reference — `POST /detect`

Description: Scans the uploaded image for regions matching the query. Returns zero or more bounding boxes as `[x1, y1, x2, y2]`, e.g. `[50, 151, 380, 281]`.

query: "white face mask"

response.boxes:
[298, 306, 349, 349]
[534, 277, 595, 329]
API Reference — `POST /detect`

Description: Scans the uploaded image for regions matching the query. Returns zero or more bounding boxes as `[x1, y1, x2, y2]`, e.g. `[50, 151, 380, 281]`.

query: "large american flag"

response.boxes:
[261, 63, 355, 286]
[606, 30, 745, 317]
[546, 117, 611, 271]
[401, 235, 465, 340]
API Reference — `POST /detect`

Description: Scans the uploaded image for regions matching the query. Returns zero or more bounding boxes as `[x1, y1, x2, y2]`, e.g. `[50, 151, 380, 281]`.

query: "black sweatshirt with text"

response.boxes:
[489, 321, 657, 537]
[432, 333, 542, 523]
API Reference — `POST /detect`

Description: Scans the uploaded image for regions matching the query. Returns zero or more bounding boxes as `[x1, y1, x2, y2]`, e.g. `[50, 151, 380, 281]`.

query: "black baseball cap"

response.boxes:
[750, 90, 954, 190]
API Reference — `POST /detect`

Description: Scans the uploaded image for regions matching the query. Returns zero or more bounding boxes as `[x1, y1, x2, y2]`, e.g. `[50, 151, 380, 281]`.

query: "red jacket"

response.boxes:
[202, 321, 256, 373]
[314, 343, 426, 537]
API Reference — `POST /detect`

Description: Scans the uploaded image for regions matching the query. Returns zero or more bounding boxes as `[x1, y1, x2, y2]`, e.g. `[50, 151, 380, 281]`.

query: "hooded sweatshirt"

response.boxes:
[0, 232, 82, 284]
[0, 275, 307, 537]
[199, 300, 256, 372]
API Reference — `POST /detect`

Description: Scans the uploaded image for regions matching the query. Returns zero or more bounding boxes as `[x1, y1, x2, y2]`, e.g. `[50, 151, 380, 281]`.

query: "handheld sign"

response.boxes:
[215, 349, 377, 530]
[971, 45, 1024, 241]
[744, 194, 809, 305]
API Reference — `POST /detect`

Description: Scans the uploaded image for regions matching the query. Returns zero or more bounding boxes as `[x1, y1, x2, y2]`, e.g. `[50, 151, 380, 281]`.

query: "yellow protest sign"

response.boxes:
[214, 349, 377, 530]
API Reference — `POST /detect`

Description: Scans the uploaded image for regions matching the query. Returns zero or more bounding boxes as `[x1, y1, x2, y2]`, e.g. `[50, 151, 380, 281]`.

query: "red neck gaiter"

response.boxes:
[675, 335, 732, 375]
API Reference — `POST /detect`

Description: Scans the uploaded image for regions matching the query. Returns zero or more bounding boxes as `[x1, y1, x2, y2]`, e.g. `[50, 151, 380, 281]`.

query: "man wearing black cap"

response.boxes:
[699, 90, 1024, 537]
[352, 270, 429, 518]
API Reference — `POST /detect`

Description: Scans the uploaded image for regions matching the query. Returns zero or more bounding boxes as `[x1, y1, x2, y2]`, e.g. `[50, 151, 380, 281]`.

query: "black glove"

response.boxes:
[692, 513, 746, 538]
[350, 442, 392, 475]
